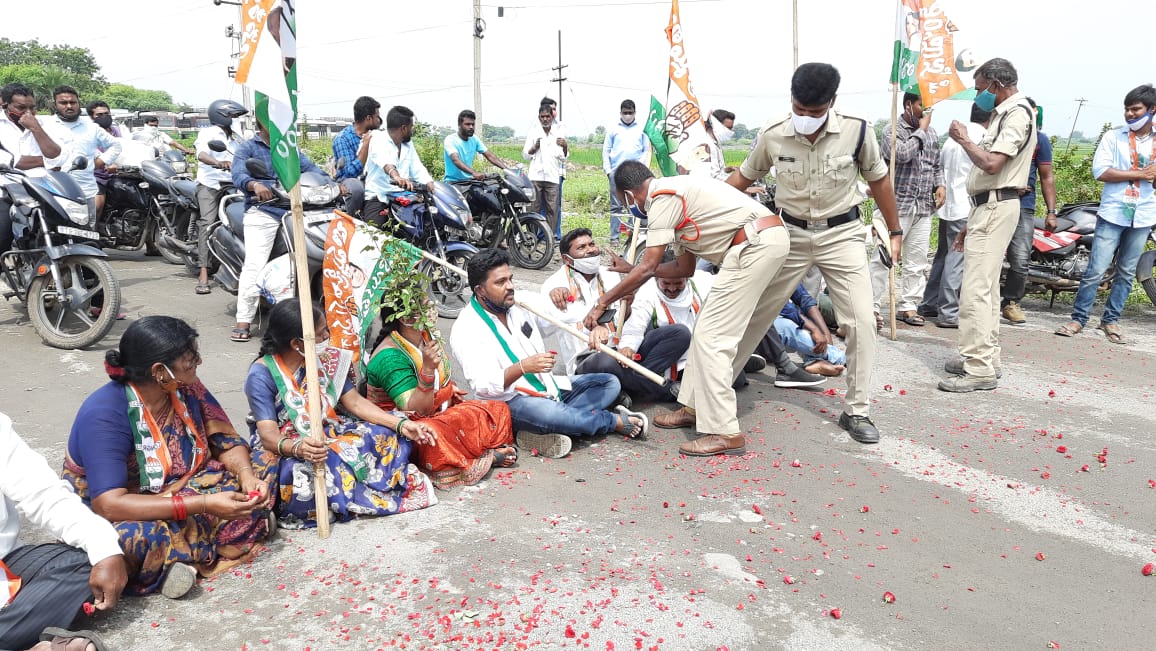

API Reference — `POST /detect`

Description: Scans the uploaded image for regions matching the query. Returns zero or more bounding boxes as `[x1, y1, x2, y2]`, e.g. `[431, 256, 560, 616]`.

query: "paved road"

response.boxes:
[3, 248, 1155, 650]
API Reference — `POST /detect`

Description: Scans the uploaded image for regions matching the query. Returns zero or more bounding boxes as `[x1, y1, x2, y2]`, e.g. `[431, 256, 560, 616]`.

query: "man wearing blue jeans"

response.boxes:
[772, 284, 846, 376]
[1055, 84, 1156, 344]
[450, 249, 648, 459]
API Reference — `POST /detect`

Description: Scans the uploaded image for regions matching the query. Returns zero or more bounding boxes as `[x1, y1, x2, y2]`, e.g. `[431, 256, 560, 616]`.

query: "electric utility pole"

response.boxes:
[550, 31, 568, 120]
[473, 0, 485, 131]
[1067, 97, 1087, 150]
[792, 0, 798, 70]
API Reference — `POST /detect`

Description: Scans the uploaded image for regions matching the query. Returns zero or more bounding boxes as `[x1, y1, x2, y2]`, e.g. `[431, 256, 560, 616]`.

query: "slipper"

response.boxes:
[896, 312, 926, 326]
[195, 283, 212, 295]
[616, 405, 649, 439]
[1099, 323, 1125, 344]
[873, 312, 883, 333]
[230, 327, 251, 342]
[40, 627, 109, 651]
[1054, 321, 1083, 337]
[492, 445, 518, 467]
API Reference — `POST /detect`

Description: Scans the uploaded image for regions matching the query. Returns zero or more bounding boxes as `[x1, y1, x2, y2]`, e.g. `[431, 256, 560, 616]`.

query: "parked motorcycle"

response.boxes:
[0, 158, 122, 349]
[384, 180, 478, 318]
[100, 147, 200, 267]
[1138, 228, 1156, 305]
[206, 159, 345, 301]
[1015, 202, 1103, 305]
[453, 168, 554, 270]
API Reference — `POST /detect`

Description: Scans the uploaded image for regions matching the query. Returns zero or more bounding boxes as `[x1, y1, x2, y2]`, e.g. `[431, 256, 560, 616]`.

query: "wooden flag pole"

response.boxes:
[613, 217, 643, 342]
[288, 184, 331, 539]
[887, 82, 900, 342]
[413, 247, 667, 387]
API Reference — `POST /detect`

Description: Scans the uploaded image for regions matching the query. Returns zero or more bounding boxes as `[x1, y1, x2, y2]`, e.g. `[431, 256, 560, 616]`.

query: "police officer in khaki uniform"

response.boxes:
[725, 62, 902, 444]
[938, 58, 1036, 392]
[582, 166, 789, 457]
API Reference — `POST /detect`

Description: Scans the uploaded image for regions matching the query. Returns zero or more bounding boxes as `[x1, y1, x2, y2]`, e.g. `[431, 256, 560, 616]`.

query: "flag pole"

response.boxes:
[887, 82, 900, 341]
[288, 184, 332, 539]
[412, 247, 667, 386]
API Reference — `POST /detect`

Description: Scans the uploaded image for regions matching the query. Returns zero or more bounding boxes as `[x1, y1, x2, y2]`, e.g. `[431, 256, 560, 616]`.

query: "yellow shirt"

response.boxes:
[740, 111, 888, 221]
[643, 175, 772, 265]
[966, 92, 1037, 194]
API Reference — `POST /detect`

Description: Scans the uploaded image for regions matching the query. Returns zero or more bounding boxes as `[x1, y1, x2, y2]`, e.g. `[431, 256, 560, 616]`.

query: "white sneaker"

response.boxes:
[515, 432, 572, 459]
[161, 562, 197, 599]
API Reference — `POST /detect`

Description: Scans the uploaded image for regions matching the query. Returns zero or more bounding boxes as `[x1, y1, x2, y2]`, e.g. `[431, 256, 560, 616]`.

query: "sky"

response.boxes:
[3, 0, 1149, 141]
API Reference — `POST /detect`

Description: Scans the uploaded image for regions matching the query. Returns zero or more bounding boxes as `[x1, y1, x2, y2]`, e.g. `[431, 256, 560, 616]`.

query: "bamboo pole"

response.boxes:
[288, 184, 331, 539]
[613, 216, 643, 343]
[413, 247, 667, 386]
[887, 83, 900, 341]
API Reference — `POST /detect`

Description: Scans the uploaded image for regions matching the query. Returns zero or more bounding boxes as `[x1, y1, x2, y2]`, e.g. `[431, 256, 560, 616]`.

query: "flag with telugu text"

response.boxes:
[890, 0, 972, 108]
[236, 0, 300, 188]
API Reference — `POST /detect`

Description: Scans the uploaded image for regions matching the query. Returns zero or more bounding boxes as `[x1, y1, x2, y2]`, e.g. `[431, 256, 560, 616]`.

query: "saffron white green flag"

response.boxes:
[890, 0, 972, 108]
[656, 0, 710, 175]
[236, 0, 300, 189]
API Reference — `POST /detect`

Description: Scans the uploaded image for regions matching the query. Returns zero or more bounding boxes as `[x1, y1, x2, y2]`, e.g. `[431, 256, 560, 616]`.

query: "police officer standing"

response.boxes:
[725, 62, 902, 444]
[938, 58, 1036, 392]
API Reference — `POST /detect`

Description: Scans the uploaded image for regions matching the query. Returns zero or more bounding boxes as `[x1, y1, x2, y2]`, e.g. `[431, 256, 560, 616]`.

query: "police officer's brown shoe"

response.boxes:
[679, 434, 746, 457]
[655, 407, 696, 429]
[1001, 302, 1027, 324]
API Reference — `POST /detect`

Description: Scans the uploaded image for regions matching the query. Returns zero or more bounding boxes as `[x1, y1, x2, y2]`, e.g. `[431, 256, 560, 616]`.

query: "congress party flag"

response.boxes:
[890, 0, 973, 108]
[236, 0, 300, 188]
[651, 0, 710, 175]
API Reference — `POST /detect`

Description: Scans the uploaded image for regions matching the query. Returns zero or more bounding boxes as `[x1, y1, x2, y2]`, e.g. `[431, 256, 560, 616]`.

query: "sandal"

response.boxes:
[492, 445, 518, 467]
[40, 628, 109, 651]
[616, 405, 649, 440]
[873, 312, 884, 333]
[896, 311, 926, 326]
[1099, 323, 1125, 344]
[1054, 321, 1083, 337]
[230, 327, 251, 342]
[195, 283, 212, 295]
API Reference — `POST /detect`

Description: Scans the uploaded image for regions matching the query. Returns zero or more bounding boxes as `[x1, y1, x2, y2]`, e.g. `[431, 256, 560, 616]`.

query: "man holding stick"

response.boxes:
[583, 163, 790, 457]
[451, 249, 648, 459]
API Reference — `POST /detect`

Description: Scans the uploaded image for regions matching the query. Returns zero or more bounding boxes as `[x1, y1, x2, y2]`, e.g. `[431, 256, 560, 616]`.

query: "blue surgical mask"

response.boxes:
[1126, 111, 1153, 132]
[974, 87, 998, 112]
[625, 191, 647, 220]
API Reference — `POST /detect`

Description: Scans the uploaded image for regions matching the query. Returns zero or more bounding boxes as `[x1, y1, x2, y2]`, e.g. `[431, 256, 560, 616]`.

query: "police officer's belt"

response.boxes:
[780, 206, 860, 230]
[731, 214, 784, 247]
[970, 188, 1020, 206]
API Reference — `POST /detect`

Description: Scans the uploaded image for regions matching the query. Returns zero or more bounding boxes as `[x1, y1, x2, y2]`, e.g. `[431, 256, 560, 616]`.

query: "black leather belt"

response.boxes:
[781, 206, 860, 230]
[971, 188, 1020, 206]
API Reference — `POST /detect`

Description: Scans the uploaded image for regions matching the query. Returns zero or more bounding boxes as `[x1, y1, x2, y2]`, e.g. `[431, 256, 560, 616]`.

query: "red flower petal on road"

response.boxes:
[791, 459, 802, 468]
[812, 531, 822, 541]
[783, 575, 795, 585]
[883, 384, 893, 391]
[565, 624, 576, 638]
[882, 591, 895, 604]
[1048, 389, 1056, 398]
[829, 607, 842, 619]
[1035, 552, 1046, 561]
[899, 389, 907, 396]
[82, 602, 96, 615]
[1056, 446, 1068, 454]
[1047, 642, 1060, 649]
[859, 505, 870, 513]
[1142, 563, 1154, 576]
[1079, 465, 1089, 472]
[751, 504, 762, 515]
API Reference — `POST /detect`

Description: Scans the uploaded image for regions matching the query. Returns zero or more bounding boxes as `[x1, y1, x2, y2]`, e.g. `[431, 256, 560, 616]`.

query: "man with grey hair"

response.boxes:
[939, 58, 1036, 392]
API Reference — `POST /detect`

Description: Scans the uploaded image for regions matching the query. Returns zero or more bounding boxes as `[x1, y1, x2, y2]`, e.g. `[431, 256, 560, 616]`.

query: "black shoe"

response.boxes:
[611, 390, 633, 411]
[838, 412, 880, 444]
[774, 366, 826, 388]
[743, 354, 768, 374]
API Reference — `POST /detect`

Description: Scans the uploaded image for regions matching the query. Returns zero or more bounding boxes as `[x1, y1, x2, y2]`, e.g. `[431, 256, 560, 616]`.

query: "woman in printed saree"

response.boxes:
[245, 299, 438, 530]
[366, 302, 516, 489]
[62, 316, 272, 599]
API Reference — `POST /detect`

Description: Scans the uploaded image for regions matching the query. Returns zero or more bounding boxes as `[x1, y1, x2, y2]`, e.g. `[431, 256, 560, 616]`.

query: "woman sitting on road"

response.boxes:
[62, 316, 273, 599]
[366, 299, 516, 489]
[245, 299, 438, 530]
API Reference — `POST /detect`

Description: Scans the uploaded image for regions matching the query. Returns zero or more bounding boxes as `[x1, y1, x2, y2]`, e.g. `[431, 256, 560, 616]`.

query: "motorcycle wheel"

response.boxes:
[1138, 249, 1156, 305]
[507, 214, 555, 270]
[27, 256, 121, 350]
[422, 252, 474, 319]
[151, 222, 186, 266]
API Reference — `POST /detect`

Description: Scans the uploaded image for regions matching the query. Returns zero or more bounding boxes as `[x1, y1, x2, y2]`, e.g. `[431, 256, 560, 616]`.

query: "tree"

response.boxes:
[730, 123, 750, 140]
[0, 38, 107, 105]
[872, 118, 891, 142]
[588, 125, 606, 145]
[481, 124, 514, 142]
[94, 83, 176, 112]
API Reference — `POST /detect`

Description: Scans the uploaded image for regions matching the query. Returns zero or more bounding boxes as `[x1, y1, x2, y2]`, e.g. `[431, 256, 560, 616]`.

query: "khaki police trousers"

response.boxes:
[679, 225, 790, 436]
[958, 199, 1020, 377]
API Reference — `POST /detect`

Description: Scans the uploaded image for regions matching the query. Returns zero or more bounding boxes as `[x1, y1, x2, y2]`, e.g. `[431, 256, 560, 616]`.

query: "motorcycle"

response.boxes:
[0, 157, 122, 349]
[1016, 202, 1104, 305]
[207, 158, 346, 302]
[383, 180, 478, 318]
[139, 150, 203, 270]
[94, 141, 187, 263]
[1138, 229, 1156, 305]
[453, 168, 554, 270]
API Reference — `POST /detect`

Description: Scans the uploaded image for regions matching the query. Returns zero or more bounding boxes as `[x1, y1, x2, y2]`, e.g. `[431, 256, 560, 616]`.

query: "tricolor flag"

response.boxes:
[236, 0, 300, 188]
[890, 0, 971, 108]
[645, 0, 710, 177]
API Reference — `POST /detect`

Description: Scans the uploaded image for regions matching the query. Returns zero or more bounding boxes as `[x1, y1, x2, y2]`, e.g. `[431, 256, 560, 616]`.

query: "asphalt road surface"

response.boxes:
[3, 247, 1155, 650]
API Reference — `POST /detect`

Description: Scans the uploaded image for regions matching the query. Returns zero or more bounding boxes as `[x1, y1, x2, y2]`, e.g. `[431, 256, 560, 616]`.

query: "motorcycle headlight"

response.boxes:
[170, 160, 188, 174]
[62, 199, 91, 225]
[303, 183, 340, 206]
[524, 184, 536, 204]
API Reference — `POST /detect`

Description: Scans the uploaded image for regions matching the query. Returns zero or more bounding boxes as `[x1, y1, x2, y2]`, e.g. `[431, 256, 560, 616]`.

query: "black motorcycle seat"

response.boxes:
[1036, 216, 1076, 233]
[170, 179, 199, 201]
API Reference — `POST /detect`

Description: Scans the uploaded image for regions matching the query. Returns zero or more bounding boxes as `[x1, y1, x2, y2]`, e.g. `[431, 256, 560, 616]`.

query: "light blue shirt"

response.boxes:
[365, 135, 432, 200]
[443, 133, 488, 181]
[602, 120, 648, 174]
[1093, 127, 1156, 228]
[42, 115, 121, 199]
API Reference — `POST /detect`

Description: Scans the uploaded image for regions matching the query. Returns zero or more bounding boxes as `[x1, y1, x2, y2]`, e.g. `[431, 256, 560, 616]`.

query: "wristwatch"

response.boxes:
[889, 229, 904, 237]
[1046, 209, 1057, 215]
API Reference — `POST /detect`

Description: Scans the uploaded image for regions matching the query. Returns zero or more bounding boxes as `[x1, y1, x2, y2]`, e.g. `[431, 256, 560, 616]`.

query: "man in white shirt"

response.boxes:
[192, 99, 247, 295]
[450, 249, 647, 458]
[0, 412, 127, 651]
[0, 84, 61, 174]
[40, 86, 121, 216]
[522, 104, 568, 240]
[918, 103, 991, 328]
[133, 115, 193, 155]
[363, 105, 434, 229]
[541, 228, 624, 375]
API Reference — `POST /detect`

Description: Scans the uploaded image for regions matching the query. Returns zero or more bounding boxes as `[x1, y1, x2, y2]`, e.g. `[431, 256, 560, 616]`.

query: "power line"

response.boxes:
[299, 21, 472, 50]
[483, 0, 720, 7]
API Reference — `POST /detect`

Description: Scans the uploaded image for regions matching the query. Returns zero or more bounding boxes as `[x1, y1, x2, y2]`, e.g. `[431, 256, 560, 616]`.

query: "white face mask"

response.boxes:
[714, 122, 735, 144]
[661, 285, 693, 309]
[1127, 111, 1153, 132]
[791, 111, 828, 136]
[568, 254, 601, 276]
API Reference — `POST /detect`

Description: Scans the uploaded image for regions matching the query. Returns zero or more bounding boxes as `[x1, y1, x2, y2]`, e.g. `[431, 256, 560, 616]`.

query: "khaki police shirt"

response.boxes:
[644, 175, 772, 265]
[740, 111, 888, 221]
[966, 92, 1037, 194]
